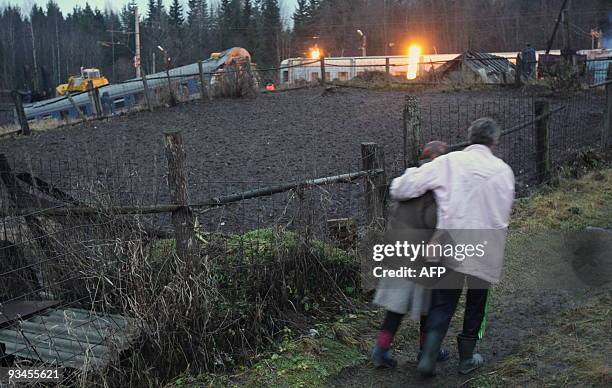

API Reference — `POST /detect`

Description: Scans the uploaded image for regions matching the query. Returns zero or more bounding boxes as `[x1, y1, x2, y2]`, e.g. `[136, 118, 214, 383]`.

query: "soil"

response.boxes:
[0, 86, 603, 234]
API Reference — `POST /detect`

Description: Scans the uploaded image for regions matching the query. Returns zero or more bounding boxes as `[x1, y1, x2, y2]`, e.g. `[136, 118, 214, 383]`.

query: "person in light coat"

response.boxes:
[390, 118, 515, 376]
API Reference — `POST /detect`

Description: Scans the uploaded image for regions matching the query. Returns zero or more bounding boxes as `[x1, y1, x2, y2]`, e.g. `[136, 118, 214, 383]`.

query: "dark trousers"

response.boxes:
[424, 273, 491, 339]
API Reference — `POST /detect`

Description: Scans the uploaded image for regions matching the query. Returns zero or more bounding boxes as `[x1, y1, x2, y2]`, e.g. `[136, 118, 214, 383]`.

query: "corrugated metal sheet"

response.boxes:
[0, 307, 138, 370]
[435, 51, 515, 84]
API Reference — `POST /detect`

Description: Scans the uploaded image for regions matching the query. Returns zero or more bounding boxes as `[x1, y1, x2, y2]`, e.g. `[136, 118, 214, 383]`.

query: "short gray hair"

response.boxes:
[468, 118, 501, 146]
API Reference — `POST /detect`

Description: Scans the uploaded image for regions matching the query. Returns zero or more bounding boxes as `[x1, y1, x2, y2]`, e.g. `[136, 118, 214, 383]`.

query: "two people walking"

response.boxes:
[372, 118, 515, 377]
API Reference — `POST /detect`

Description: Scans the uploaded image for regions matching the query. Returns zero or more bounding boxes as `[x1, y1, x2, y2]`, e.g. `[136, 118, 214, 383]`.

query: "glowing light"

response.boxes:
[407, 44, 422, 80]
[309, 47, 322, 60]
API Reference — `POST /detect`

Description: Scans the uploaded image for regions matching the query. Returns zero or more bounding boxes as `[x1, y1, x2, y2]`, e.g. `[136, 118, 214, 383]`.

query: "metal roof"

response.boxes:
[0, 306, 138, 370]
[434, 51, 515, 83]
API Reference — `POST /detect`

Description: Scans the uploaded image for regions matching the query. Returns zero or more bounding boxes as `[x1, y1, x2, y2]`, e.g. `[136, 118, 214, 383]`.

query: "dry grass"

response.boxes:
[510, 168, 612, 230]
[471, 292, 611, 387]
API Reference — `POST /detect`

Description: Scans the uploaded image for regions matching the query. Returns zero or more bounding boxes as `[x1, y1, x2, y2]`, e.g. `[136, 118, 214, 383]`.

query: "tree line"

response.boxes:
[0, 0, 285, 95]
[0, 0, 609, 96]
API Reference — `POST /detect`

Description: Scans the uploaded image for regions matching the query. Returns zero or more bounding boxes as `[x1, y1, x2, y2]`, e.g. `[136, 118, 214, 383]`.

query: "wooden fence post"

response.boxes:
[87, 81, 102, 117]
[163, 129, 196, 265]
[11, 90, 30, 135]
[320, 57, 326, 85]
[403, 95, 421, 168]
[198, 60, 209, 101]
[605, 64, 612, 149]
[515, 54, 522, 87]
[535, 99, 551, 183]
[385, 57, 390, 74]
[141, 68, 153, 112]
[361, 143, 387, 231]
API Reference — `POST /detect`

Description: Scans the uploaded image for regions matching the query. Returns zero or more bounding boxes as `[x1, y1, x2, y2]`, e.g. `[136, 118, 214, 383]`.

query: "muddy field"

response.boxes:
[0, 86, 605, 232]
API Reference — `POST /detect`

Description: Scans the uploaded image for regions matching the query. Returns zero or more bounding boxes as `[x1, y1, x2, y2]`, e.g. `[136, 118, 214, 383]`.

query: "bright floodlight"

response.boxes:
[356, 29, 364, 36]
[157, 45, 165, 52]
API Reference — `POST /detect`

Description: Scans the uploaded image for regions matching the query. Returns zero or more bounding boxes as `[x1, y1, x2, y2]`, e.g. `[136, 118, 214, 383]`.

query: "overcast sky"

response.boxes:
[5, 0, 298, 23]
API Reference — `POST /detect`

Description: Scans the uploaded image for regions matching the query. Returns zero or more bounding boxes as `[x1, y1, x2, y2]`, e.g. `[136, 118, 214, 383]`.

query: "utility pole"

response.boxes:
[562, 2, 571, 56]
[135, 6, 141, 78]
[111, 17, 115, 81]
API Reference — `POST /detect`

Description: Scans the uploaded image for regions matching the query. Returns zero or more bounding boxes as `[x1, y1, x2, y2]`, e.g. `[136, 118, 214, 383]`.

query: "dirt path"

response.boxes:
[331, 288, 597, 387]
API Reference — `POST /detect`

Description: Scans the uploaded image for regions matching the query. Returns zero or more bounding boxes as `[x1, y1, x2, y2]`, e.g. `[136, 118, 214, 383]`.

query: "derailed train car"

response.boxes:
[23, 47, 251, 122]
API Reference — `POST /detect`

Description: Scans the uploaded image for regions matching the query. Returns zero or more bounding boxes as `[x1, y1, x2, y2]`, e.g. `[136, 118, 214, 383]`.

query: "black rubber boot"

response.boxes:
[416, 331, 445, 377]
[457, 334, 484, 375]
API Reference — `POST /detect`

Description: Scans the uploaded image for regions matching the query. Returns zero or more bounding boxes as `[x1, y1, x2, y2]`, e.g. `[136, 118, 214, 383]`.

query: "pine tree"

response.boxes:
[242, 0, 257, 52]
[169, 0, 184, 27]
[292, 0, 311, 57]
[259, 0, 282, 67]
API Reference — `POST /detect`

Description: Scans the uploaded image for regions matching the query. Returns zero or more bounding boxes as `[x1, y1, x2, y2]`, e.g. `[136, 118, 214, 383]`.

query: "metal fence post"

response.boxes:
[10, 90, 30, 135]
[606, 64, 612, 149]
[163, 129, 196, 266]
[403, 96, 421, 168]
[361, 142, 387, 231]
[535, 99, 551, 183]
[320, 57, 326, 85]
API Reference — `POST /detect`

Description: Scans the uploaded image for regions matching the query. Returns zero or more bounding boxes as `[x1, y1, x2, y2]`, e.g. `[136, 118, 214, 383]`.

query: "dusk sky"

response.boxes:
[5, 0, 299, 22]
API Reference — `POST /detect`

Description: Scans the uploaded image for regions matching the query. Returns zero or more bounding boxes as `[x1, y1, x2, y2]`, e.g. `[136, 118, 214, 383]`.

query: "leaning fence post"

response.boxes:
[10, 90, 30, 135]
[198, 60, 209, 101]
[403, 96, 421, 168]
[515, 54, 522, 87]
[66, 92, 87, 121]
[320, 57, 327, 85]
[163, 129, 196, 265]
[87, 81, 102, 117]
[535, 99, 551, 183]
[605, 64, 612, 148]
[361, 143, 387, 231]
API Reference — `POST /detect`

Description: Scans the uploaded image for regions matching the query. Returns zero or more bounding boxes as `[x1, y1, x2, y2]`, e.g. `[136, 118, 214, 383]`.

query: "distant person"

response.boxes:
[101, 92, 115, 115]
[390, 118, 515, 377]
[520, 43, 537, 80]
[371, 141, 451, 369]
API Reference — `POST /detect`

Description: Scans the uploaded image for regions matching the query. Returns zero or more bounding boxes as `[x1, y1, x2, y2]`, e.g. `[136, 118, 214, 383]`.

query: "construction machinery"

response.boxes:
[56, 68, 109, 96]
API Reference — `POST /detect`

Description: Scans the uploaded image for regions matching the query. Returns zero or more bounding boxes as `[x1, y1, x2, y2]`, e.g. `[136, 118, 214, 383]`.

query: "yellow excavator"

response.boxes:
[56, 67, 109, 96]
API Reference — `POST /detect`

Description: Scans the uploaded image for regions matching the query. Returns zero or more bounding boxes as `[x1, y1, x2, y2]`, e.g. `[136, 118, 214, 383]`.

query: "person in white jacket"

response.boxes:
[389, 117, 515, 377]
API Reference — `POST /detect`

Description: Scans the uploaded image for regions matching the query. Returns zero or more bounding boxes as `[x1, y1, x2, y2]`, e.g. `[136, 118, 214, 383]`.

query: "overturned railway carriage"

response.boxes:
[23, 48, 251, 122]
